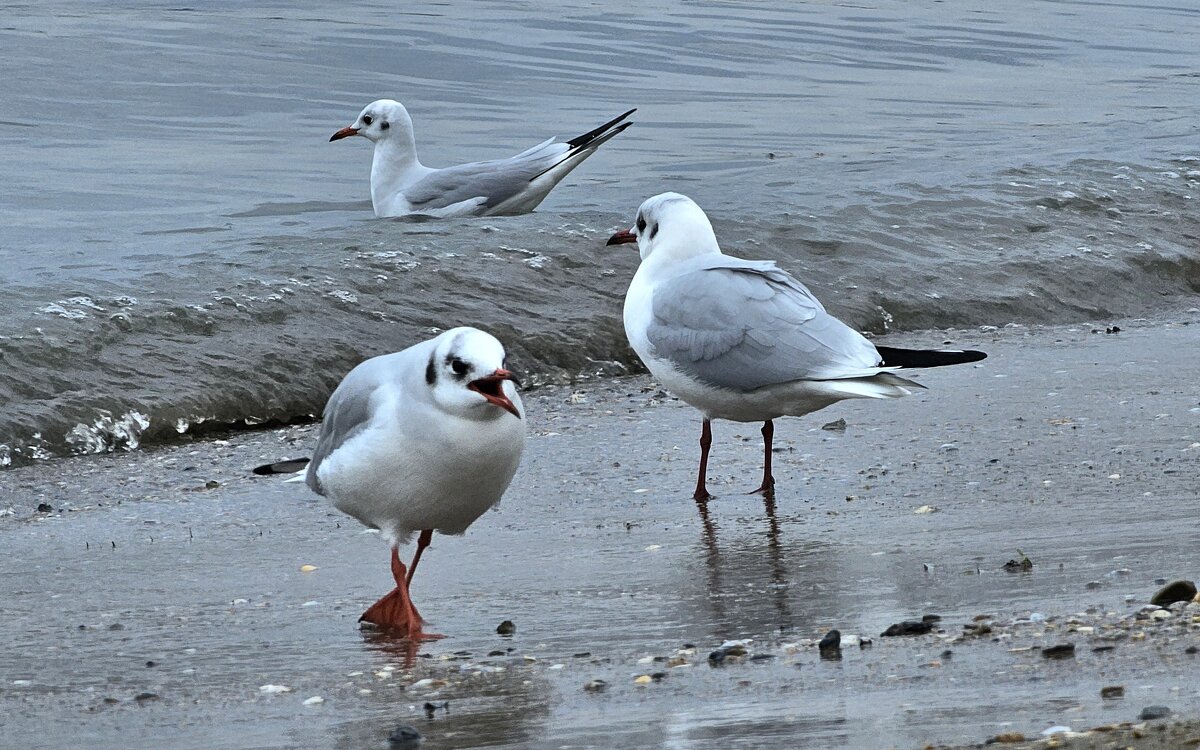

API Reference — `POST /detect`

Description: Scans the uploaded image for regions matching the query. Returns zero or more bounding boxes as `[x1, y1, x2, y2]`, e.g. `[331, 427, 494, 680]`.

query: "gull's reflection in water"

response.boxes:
[335, 636, 553, 750]
[359, 628, 424, 667]
[693, 494, 828, 641]
[329, 677, 552, 750]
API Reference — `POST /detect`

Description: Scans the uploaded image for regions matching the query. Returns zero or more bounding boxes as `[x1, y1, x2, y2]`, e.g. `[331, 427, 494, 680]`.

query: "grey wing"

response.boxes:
[646, 264, 882, 391]
[304, 371, 379, 495]
[404, 157, 548, 211]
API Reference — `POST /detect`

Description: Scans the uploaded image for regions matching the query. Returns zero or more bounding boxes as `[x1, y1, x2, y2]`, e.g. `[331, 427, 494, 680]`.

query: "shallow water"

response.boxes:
[2, 0, 1199, 463]
[2, 322, 1199, 749]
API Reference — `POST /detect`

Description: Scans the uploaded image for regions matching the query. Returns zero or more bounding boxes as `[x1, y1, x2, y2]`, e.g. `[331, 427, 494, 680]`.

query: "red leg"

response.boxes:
[693, 419, 714, 502]
[749, 419, 776, 496]
[406, 529, 432, 586]
[360, 545, 444, 641]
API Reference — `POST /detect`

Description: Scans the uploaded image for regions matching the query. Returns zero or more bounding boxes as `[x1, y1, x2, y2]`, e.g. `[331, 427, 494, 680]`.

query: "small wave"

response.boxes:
[1, 158, 1197, 468]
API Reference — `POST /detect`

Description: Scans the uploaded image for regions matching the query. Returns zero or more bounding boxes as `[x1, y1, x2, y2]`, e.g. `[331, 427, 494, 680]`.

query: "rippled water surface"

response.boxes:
[1, 0, 1198, 462]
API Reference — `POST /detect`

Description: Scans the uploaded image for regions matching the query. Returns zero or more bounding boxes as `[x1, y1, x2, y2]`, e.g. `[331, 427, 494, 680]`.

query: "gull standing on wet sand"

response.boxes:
[608, 193, 986, 502]
[255, 327, 525, 640]
[330, 99, 635, 218]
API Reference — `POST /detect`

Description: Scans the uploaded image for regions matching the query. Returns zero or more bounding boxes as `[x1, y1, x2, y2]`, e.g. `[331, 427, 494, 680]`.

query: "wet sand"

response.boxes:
[1, 317, 1198, 749]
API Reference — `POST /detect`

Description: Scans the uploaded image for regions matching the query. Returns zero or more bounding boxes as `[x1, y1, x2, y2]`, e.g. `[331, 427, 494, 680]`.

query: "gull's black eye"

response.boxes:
[380, 121, 389, 130]
[362, 114, 373, 125]
[450, 358, 469, 377]
[636, 215, 647, 233]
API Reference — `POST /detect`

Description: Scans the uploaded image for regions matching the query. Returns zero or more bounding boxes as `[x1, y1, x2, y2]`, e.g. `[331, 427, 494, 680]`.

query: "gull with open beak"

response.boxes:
[330, 98, 635, 218]
[255, 327, 525, 640]
[609, 192, 986, 504]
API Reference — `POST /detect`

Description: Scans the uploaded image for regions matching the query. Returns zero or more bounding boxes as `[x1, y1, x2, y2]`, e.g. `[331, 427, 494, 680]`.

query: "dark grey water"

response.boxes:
[2, 0, 1199, 464]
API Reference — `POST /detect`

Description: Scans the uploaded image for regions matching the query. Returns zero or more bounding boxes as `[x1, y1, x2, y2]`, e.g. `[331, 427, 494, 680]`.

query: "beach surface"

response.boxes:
[2, 318, 1198, 749]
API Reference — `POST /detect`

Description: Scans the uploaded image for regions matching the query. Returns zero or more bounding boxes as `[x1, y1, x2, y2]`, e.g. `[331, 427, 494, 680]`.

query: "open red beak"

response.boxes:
[606, 228, 637, 246]
[329, 126, 360, 142]
[468, 369, 522, 419]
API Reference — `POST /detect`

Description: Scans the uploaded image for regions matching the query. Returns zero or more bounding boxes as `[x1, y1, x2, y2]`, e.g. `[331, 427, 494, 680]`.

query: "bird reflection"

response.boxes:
[695, 492, 795, 639]
[359, 628, 424, 668]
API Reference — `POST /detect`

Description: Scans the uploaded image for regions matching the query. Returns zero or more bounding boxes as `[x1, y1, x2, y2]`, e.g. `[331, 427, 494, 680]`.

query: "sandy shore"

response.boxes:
[1, 317, 1198, 749]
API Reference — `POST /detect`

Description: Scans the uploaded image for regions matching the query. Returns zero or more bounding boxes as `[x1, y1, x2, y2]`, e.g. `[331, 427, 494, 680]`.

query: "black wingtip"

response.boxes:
[252, 458, 311, 476]
[565, 107, 637, 148]
[875, 346, 987, 369]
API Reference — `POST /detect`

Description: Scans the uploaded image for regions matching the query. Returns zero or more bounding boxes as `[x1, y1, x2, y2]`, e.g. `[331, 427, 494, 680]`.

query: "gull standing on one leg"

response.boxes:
[255, 327, 525, 640]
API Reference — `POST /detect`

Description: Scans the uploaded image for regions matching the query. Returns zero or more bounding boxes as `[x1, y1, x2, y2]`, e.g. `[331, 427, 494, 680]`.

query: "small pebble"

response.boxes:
[495, 620, 516, 636]
[881, 620, 933, 637]
[987, 732, 1026, 744]
[387, 725, 423, 746]
[1042, 644, 1076, 659]
[633, 674, 652, 685]
[1041, 726, 1071, 736]
[259, 684, 292, 694]
[302, 696, 324, 706]
[1100, 685, 1125, 699]
[583, 679, 607, 693]
[819, 630, 842, 660]
[1139, 705, 1172, 721]
[133, 692, 159, 703]
[299, 565, 318, 573]
[1150, 579, 1197, 607]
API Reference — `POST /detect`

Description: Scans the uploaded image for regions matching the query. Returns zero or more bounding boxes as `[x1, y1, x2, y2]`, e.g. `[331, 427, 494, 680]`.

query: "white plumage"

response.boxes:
[330, 99, 634, 218]
[609, 192, 985, 500]
[276, 326, 526, 638]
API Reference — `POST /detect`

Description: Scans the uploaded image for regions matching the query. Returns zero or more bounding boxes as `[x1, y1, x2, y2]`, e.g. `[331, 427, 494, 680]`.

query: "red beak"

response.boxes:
[606, 228, 637, 246]
[329, 126, 360, 142]
[468, 369, 522, 419]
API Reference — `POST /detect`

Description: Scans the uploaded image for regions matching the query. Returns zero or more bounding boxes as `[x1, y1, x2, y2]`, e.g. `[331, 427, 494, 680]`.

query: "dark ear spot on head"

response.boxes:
[649, 222, 659, 240]
[425, 354, 437, 385]
[381, 121, 389, 130]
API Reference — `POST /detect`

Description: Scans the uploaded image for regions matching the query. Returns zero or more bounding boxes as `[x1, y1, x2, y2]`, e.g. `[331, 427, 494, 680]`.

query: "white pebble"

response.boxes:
[1041, 726, 1072, 736]
[914, 505, 938, 514]
[301, 600, 320, 607]
[258, 684, 291, 694]
[12, 680, 32, 687]
[302, 696, 325, 706]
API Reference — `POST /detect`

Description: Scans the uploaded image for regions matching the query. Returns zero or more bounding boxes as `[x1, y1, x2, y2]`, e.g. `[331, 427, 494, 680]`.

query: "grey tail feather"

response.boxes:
[565, 108, 637, 148]
[531, 119, 634, 181]
[252, 458, 311, 476]
[875, 346, 987, 369]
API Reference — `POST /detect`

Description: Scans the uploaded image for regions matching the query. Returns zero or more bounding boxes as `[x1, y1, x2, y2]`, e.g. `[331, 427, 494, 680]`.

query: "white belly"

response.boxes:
[316, 414, 524, 545]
